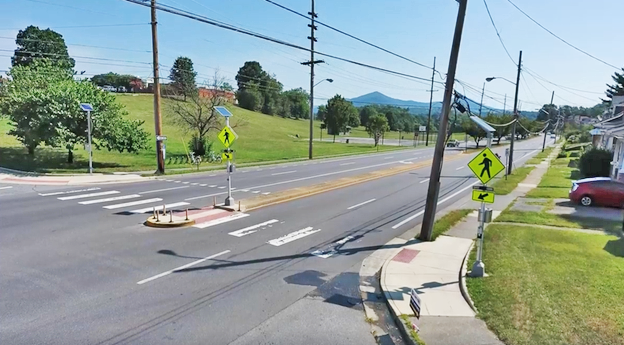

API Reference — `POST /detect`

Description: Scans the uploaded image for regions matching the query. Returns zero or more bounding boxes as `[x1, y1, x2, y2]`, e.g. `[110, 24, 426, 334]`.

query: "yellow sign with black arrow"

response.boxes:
[472, 189, 495, 203]
[467, 147, 505, 184]
[222, 151, 233, 162]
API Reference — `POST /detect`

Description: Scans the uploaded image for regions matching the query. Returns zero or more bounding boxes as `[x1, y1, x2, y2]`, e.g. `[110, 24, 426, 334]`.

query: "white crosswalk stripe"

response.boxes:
[193, 213, 250, 229]
[39, 187, 100, 196]
[58, 190, 119, 201]
[267, 227, 321, 246]
[129, 202, 190, 214]
[228, 219, 279, 237]
[103, 198, 163, 210]
[78, 194, 140, 205]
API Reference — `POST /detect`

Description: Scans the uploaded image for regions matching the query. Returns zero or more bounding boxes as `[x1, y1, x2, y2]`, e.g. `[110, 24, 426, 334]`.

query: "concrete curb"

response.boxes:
[459, 241, 478, 314]
[380, 260, 422, 345]
[144, 215, 195, 228]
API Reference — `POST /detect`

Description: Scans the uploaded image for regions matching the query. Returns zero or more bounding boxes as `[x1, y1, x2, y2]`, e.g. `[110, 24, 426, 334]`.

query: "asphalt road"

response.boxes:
[0, 137, 551, 344]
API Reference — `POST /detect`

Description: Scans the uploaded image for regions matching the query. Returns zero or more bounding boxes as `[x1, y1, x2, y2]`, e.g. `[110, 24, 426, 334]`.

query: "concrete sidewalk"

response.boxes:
[379, 144, 562, 345]
[0, 167, 148, 185]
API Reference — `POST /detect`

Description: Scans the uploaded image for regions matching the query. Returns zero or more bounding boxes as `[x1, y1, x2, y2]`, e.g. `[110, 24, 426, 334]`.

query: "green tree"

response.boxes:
[11, 26, 75, 71]
[282, 88, 309, 119]
[260, 75, 283, 115]
[316, 105, 327, 122]
[359, 105, 379, 128]
[325, 95, 357, 142]
[221, 82, 234, 91]
[484, 113, 513, 144]
[461, 117, 486, 148]
[236, 83, 263, 111]
[605, 67, 624, 102]
[169, 56, 197, 101]
[1, 59, 148, 161]
[366, 114, 389, 146]
[235, 61, 267, 91]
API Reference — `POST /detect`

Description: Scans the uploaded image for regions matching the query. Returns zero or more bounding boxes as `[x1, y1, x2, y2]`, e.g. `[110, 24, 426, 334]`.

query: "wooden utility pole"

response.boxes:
[302, 0, 324, 160]
[151, 0, 165, 174]
[420, 0, 469, 241]
[507, 50, 522, 176]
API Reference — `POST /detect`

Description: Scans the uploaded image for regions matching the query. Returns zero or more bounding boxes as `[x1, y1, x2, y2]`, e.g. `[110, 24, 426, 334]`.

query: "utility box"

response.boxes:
[228, 164, 236, 173]
[479, 208, 493, 223]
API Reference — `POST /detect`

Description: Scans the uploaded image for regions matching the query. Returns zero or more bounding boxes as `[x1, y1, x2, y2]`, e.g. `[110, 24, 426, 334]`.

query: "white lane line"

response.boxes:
[339, 162, 355, 166]
[311, 236, 355, 258]
[229, 219, 279, 237]
[456, 166, 465, 170]
[391, 181, 479, 229]
[182, 182, 190, 184]
[383, 156, 394, 159]
[420, 178, 430, 184]
[184, 191, 228, 201]
[130, 202, 190, 214]
[0, 186, 14, 190]
[136, 250, 231, 285]
[174, 181, 181, 183]
[239, 189, 249, 192]
[58, 190, 119, 201]
[104, 198, 163, 210]
[209, 174, 216, 177]
[251, 191, 260, 194]
[79, 194, 141, 205]
[271, 170, 296, 176]
[39, 187, 100, 196]
[139, 186, 189, 194]
[347, 198, 376, 210]
[209, 185, 217, 188]
[190, 183, 199, 186]
[193, 213, 250, 229]
[218, 186, 226, 189]
[261, 192, 271, 195]
[267, 227, 321, 246]
[514, 149, 539, 163]
[200, 184, 207, 187]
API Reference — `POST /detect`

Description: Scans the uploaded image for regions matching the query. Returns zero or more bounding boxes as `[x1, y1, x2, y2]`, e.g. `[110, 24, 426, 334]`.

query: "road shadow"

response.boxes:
[157, 249, 203, 260]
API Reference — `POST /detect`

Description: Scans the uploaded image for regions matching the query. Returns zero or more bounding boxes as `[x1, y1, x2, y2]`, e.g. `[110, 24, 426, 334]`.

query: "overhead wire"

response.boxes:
[0, 23, 150, 31]
[482, 0, 517, 66]
[505, 0, 619, 70]
[120, 0, 440, 84]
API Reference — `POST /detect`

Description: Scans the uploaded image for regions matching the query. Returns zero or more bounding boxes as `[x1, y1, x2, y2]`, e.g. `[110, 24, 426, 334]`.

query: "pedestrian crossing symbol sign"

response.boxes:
[467, 147, 505, 184]
[218, 126, 237, 148]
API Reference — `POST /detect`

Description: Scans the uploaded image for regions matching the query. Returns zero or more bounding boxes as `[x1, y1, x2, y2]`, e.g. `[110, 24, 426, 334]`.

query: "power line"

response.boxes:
[120, 0, 438, 84]
[262, 0, 433, 70]
[24, 0, 121, 17]
[482, 0, 516, 66]
[523, 67, 604, 95]
[0, 23, 150, 31]
[1, 49, 151, 65]
[0, 36, 152, 53]
[505, 0, 619, 70]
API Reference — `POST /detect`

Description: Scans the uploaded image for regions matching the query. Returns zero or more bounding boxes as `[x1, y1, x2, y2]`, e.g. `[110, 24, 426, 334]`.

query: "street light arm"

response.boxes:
[486, 76, 516, 85]
[313, 78, 334, 88]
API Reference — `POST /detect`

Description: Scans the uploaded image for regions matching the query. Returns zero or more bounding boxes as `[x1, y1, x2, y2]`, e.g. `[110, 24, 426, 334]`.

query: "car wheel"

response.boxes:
[580, 195, 593, 206]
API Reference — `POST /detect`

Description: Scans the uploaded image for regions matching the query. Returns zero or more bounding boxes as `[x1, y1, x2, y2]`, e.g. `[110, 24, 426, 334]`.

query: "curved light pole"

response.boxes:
[309, 78, 333, 159]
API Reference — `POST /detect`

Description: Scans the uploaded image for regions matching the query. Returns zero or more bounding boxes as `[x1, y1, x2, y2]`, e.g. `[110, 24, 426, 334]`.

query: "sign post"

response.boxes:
[215, 106, 238, 207]
[79, 103, 94, 175]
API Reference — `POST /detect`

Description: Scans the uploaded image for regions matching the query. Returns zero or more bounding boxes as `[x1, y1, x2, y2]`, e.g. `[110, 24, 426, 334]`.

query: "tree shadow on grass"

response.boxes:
[0, 147, 126, 173]
[604, 237, 624, 258]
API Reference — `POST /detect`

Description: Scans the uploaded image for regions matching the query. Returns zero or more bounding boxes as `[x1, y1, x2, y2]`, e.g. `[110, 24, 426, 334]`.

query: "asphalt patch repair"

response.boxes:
[240, 154, 465, 211]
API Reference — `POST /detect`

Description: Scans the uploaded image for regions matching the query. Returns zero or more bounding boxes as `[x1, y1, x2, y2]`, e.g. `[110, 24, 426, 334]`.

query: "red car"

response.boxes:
[569, 177, 624, 208]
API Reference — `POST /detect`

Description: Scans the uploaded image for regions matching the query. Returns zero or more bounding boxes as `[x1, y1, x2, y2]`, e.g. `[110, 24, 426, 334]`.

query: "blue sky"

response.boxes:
[1, 0, 621, 110]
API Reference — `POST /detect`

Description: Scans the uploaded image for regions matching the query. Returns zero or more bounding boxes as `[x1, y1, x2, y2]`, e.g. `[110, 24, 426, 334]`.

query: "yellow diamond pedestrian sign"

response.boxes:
[222, 151, 233, 161]
[218, 126, 237, 148]
[467, 147, 505, 184]
[472, 189, 495, 203]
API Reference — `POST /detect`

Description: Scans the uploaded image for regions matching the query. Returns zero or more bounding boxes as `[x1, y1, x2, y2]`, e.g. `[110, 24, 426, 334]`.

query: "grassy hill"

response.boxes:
[0, 94, 403, 173]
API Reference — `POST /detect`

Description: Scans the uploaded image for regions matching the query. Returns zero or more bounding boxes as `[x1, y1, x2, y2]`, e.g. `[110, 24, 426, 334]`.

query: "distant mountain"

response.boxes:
[315, 91, 538, 119]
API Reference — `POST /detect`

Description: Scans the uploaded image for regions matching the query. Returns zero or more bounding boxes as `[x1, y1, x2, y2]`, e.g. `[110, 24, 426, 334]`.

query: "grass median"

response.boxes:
[466, 224, 624, 345]
[489, 166, 534, 195]
[430, 209, 472, 240]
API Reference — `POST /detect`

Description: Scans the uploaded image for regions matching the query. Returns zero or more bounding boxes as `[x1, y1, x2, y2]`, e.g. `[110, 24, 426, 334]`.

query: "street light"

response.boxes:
[309, 78, 333, 159]
[314, 78, 333, 88]
[485, 76, 515, 85]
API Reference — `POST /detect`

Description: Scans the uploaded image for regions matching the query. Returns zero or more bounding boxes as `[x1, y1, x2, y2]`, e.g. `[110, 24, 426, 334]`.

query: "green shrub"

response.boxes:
[579, 147, 611, 178]
[557, 152, 568, 158]
[569, 151, 580, 157]
[188, 135, 212, 157]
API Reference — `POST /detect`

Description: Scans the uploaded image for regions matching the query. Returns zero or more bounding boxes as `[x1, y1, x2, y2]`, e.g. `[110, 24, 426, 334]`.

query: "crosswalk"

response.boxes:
[39, 187, 357, 258]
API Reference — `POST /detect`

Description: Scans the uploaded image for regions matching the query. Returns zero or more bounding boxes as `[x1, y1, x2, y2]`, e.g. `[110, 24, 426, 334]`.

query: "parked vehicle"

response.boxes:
[569, 177, 624, 208]
[446, 139, 460, 148]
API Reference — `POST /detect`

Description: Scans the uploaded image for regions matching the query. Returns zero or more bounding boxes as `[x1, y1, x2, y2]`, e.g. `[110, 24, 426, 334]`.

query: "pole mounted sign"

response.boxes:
[467, 147, 505, 184]
[215, 106, 237, 206]
[218, 126, 237, 148]
[409, 288, 421, 319]
[471, 186, 495, 203]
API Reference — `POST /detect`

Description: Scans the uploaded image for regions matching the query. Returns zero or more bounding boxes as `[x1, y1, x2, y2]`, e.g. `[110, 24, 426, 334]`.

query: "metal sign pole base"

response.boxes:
[469, 260, 487, 278]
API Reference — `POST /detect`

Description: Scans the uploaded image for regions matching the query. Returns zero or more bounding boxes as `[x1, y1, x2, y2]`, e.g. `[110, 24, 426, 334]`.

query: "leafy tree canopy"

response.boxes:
[169, 56, 197, 100]
[12, 26, 75, 71]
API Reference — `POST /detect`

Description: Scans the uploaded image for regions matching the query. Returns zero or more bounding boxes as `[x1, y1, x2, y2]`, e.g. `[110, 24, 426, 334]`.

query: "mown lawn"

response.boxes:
[494, 209, 622, 233]
[0, 94, 406, 173]
[525, 156, 580, 199]
[467, 224, 624, 345]
[489, 166, 534, 195]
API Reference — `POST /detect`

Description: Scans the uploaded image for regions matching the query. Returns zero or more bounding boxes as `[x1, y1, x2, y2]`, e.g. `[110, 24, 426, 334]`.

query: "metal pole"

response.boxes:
[225, 116, 234, 207]
[550, 91, 555, 105]
[151, 0, 165, 174]
[307, 0, 316, 160]
[479, 82, 485, 117]
[420, 0, 468, 241]
[503, 94, 506, 115]
[425, 57, 436, 147]
[87, 110, 93, 175]
[542, 122, 548, 152]
[471, 132, 492, 277]
[507, 50, 522, 175]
